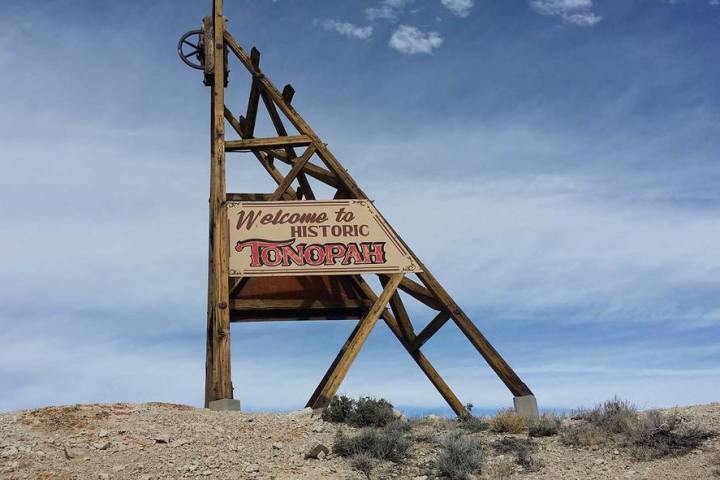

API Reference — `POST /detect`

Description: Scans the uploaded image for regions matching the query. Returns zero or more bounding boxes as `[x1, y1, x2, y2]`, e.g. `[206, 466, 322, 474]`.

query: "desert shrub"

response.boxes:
[575, 397, 637, 435]
[562, 399, 715, 461]
[323, 395, 397, 427]
[435, 431, 485, 480]
[490, 409, 526, 434]
[323, 395, 354, 423]
[492, 436, 540, 471]
[626, 410, 715, 460]
[560, 423, 607, 447]
[333, 424, 412, 463]
[349, 453, 375, 479]
[528, 413, 562, 437]
[487, 457, 515, 480]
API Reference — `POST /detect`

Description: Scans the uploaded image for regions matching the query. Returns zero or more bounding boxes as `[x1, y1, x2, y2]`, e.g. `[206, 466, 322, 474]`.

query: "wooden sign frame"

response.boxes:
[193, 0, 537, 417]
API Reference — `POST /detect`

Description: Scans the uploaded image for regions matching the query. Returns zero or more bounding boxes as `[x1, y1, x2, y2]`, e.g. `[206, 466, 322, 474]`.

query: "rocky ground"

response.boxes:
[0, 402, 718, 479]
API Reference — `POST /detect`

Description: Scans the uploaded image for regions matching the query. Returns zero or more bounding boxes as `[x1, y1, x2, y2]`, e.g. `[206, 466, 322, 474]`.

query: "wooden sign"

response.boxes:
[227, 200, 420, 277]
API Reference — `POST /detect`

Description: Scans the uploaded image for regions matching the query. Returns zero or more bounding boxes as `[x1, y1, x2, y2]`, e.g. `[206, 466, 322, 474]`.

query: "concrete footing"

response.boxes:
[208, 398, 241, 411]
[513, 395, 539, 420]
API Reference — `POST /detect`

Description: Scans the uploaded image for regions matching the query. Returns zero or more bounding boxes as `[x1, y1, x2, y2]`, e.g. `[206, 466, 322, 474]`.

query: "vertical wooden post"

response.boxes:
[204, 0, 233, 408]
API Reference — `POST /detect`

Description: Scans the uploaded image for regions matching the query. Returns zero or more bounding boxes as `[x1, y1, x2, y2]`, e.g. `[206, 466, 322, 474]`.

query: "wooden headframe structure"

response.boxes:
[183, 0, 537, 416]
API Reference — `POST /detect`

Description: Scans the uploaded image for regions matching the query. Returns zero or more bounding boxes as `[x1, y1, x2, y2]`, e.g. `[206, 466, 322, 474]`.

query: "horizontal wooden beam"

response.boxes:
[226, 193, 271, 201]
[225, 135, 312, 151]
[230, 299, 372, 311]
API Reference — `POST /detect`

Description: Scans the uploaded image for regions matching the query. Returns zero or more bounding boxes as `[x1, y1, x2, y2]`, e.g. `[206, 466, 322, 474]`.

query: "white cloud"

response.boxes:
[440, 0, 475, 17]
[318, 19, 373, 40]
[366, 0, 414, 21]
[367, 5, 397, 20]
[562, 11, 602, 25]
[530, 0, 602, 26]
[388, 25, 443, 54]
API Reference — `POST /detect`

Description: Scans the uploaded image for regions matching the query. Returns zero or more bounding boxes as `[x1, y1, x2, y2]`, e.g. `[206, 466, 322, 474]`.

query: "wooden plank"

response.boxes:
[224, 105, 246, 137]
[306, 273, 403, 410]
[205, 1, 233, 408]
[282, 84, 295, 104]
[269, 145, 316, 201]
[228, 277, 248, 297]
[380, 276, 415, 343]
[410, 311, 450, 352]
[230, 299, 371, 310]
[225, 135, 312, 151]
[226, 193, 271, 201]
[243, 79, 260, 137]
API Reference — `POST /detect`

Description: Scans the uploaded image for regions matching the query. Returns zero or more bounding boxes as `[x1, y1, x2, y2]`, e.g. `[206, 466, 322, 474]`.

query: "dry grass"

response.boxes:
[487, 456, 515, 480]
[626, 410, 715, 460]
[560, 423, 607, 447]
[710, 452, 720, 477]
[490, 409, 526, 434]
[435, 431, 485, 480]
[349, 453, 375, 479]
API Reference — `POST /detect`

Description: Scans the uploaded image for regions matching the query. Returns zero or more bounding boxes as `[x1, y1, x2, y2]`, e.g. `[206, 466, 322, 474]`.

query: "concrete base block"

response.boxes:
[208, 398, 241, 412]
[513, 395, 539, 420]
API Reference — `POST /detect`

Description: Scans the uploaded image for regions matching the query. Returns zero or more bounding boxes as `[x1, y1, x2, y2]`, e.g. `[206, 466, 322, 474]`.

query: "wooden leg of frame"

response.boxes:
[306, 273, 403, 410]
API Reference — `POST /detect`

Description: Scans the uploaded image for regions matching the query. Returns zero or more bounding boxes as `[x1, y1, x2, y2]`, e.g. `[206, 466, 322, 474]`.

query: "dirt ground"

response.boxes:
[1, 402, 718, 479]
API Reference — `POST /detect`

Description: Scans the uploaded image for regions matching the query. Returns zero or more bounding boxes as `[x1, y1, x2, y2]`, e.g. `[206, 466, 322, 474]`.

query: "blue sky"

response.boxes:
[1, 0, 719, 414]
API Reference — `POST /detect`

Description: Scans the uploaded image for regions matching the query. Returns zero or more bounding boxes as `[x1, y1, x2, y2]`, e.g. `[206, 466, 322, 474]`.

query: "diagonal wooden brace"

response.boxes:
[306, 273, 403, 410]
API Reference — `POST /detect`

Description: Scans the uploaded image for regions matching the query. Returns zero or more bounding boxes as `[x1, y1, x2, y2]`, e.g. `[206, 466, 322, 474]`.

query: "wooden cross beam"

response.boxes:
[306, 273, 403, 410]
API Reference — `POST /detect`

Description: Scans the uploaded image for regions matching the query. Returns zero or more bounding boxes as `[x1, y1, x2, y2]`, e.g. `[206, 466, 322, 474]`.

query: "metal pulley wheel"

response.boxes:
[177, 30, 204, 69]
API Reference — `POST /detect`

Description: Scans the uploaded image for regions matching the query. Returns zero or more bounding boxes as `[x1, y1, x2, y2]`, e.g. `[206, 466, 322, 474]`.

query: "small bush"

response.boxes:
[528, 413, 562, 437]
[323, 395, 397, 428]
[576, 397, 637, 435]
[490, 409, 526, 434]
[626, 410, 715, 460]
[349, 453, 375, 479]
[323, 395, 354, 423]
[333, 424, 412, 463]
[492, 437, 541, 472]
[435, 431, 485, 480]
